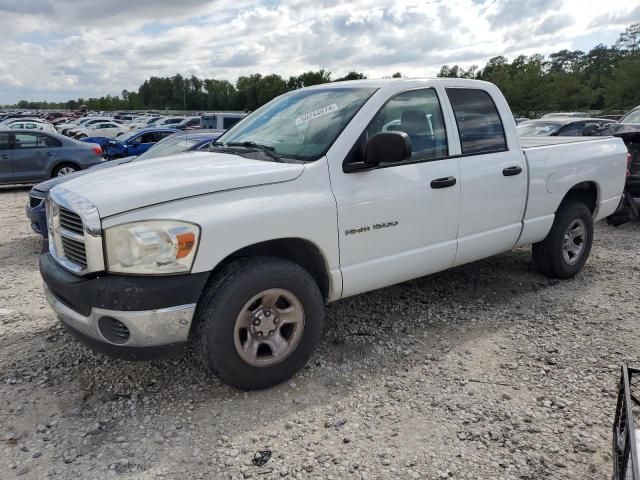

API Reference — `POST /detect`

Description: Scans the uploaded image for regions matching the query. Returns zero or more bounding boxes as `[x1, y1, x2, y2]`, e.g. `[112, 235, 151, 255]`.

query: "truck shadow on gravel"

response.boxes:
[8, 247, 570, 413]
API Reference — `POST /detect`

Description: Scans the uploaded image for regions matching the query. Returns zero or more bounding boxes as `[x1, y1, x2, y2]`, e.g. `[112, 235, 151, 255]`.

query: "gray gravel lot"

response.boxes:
[0, 185, 639, 479]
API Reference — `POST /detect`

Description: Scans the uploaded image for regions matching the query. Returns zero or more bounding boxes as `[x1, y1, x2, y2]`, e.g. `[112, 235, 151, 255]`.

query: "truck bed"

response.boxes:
[520, 136, 608, 149]
[519, 135, 627, 232]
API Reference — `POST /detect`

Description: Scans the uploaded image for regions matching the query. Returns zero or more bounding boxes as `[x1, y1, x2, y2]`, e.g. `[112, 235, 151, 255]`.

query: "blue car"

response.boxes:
[103, 127, 179, 159]
[80, 136, 114, 150]
[27, 130, 223, 236]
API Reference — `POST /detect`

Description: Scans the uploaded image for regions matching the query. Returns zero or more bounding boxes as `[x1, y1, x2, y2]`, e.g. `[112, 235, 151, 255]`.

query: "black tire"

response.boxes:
[52, 163, 79, 177]
[532, 201, 593, 279]
[194, 257, 324, 390]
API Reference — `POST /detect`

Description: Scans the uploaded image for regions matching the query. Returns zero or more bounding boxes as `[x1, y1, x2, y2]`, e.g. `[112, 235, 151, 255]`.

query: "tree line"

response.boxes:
[6, 24, 639, 117]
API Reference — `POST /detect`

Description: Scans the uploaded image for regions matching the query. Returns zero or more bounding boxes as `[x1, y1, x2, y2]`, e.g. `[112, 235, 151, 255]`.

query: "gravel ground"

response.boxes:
[0, 185, 639, 480]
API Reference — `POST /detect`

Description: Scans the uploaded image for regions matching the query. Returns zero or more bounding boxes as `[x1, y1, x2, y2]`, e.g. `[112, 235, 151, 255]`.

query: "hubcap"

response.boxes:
[562, 218, 587, 265]
[57, 167, 76, 176]
[233, 288, 305, 367]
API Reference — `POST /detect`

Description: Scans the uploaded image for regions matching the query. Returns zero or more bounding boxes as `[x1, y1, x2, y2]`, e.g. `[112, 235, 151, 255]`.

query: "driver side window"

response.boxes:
[366, 89, 449, 162]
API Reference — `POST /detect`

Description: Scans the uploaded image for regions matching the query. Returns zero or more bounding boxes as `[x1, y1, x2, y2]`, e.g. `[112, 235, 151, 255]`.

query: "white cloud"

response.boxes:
[0, 0, 638, 103]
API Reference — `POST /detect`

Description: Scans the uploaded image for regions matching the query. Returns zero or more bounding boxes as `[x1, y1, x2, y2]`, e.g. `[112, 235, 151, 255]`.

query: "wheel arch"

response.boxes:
[208, 237, 332, 301]
[558, 181, 598, 215]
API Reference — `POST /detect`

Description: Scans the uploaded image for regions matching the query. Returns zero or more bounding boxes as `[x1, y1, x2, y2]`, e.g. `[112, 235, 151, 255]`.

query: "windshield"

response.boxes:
[218, 87, 377, 160]
[135, 134, 204, 160]
[116, 130, 143, 143]
[516, 121, 562, 136]
[621, 109, 640, 124]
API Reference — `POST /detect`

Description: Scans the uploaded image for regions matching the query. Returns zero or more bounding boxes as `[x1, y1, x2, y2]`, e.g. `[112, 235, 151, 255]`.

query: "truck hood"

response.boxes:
[55, 151, 304, 217]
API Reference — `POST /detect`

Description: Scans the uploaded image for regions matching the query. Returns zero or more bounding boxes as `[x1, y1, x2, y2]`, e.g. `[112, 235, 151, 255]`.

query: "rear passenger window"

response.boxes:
[366, 88, 448, 162]
[446, 88, 507, 155]
[223, 117, 242, 129]
[37, 135, 61, 147]
[0, 133, 10, 150]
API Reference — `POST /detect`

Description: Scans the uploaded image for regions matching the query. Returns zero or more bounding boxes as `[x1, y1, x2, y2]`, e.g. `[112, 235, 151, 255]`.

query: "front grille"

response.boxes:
[53, 205, 88, 270]
[59, 207, 84, 235]
[61, 236, 87, 268]
[30, 194, 44, 208]
[48, 191, 103, 275]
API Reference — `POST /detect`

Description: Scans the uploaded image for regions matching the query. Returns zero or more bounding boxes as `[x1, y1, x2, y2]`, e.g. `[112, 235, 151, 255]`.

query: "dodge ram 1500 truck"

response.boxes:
[40, 79, 628, 389]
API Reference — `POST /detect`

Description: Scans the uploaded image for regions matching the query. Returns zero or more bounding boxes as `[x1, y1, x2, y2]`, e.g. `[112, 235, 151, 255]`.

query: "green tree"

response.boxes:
[334, 71, 367, 81]
[617, 23, 640, 53]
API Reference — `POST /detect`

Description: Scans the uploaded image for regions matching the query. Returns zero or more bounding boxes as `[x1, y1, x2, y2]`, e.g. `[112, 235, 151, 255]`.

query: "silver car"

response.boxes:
[0, 130, 105, 184]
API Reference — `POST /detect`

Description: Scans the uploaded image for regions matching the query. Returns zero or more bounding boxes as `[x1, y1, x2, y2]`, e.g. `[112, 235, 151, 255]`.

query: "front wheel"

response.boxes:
[194, 257, 324, 390]
[532, 201, 593, 279]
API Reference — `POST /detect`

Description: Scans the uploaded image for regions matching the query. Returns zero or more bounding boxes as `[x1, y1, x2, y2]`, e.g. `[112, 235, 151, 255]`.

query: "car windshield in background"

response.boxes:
[136, 135, 203, 160]
[516, 121, 562, 136]
[115, 131, 141, 143]
[621, 109, 640, 124]
[218, 87, 377, 161]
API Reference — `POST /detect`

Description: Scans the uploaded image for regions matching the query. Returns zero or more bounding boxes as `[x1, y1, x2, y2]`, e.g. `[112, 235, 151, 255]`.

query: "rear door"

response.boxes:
[0, 133, 13, 182]
[444, 87, 527, 266]
[9, 133, 54, 182]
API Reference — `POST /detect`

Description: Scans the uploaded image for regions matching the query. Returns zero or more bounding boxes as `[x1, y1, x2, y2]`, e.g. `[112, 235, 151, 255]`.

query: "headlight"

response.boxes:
[105, 220, 200, 275]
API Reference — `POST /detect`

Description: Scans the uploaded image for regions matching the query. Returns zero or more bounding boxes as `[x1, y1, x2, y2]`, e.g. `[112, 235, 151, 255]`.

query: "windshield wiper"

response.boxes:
[220, 141, 283, 162]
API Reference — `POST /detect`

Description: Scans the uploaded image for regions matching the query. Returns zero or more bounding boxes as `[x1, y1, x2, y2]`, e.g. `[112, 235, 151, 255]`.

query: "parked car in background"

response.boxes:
[200, 112, 247, 130]
[52, 117, 74, 126]
[57, 117, 113, 136]
[8, 120, 57, 133]
[540, 112, 590, 119]
[151, 116, 186, 127]
[516, 118, 615, 137]
[604, 106, 640, 225]
[0, 117, 49, 127]
[26, 130, 222, 236]
[105, 127, 178, 159]
[74, 121, 129, 139]
[174, 116, 202, 130]
[618, 106, 640, 125]
[66, 118, 125, 138]
[79, 136, 117, 150]
[0, 130, 104, 186]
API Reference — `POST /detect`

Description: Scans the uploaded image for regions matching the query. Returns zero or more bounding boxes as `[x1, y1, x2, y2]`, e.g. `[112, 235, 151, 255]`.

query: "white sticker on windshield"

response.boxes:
[296, 104, 339, 125]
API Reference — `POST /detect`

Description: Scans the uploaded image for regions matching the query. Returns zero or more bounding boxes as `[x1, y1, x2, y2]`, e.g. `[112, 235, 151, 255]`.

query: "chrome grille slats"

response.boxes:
[59, 207, 84, 235]
[48, 188, 104, 275]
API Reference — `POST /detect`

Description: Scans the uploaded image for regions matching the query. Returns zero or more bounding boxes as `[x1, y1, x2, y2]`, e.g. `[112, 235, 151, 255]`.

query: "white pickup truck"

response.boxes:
[40, 79, 628, 389]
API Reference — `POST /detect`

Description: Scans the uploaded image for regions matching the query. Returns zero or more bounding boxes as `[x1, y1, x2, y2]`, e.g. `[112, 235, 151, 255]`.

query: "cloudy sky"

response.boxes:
[0, 0, 638, 104]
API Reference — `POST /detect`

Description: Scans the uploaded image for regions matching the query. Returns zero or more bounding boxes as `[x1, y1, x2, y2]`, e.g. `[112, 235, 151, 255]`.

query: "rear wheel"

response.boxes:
[532, 201, 593, 279]
[52, 164, 78, 177]
[194, 257, 324, 390]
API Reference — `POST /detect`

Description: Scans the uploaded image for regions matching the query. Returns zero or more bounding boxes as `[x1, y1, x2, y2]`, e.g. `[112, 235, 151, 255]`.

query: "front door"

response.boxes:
[444, 87, 527, 266]
[331, 88, 461, 298]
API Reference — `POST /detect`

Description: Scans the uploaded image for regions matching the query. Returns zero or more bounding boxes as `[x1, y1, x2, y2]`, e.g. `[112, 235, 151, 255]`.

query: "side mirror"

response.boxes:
[364, 131, 412, 165]
[343, 131, 412, 173]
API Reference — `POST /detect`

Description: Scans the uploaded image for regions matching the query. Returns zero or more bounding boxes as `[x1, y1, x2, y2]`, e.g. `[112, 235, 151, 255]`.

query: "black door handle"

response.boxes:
[430, 176, 457, 189]
[503, 166, 522, 176]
